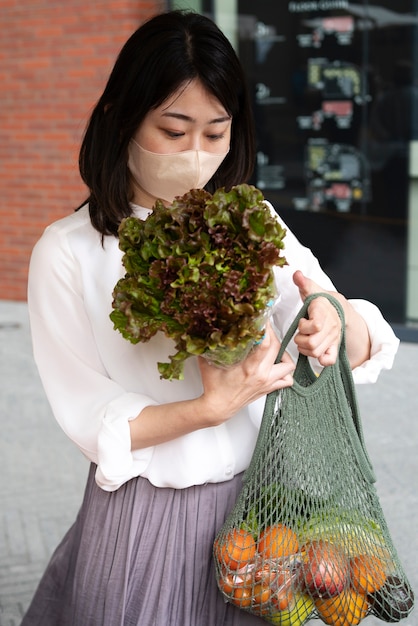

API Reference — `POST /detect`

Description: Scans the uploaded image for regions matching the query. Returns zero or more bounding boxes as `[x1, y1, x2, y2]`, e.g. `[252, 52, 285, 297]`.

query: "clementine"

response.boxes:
[351, 554, 387, 595]
[218, 572, 235, 597]
[232, 585, 252, 608]
[217, 528, 257, 570]
[252, 583, 271, 606]
[315, 588, 369, 626]
[258, 523, 299, 560]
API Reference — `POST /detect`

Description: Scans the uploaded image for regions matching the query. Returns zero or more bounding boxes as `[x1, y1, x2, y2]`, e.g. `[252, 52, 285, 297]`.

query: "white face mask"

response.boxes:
[128, 140, 229, 203]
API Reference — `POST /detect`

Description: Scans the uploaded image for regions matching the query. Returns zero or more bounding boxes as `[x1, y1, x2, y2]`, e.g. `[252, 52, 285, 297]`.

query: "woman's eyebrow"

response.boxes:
[161, 112, 231, 124]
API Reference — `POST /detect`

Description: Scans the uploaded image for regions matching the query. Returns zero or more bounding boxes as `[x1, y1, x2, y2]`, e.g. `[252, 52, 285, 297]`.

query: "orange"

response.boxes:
[252, 583, 271, 606]
[251, 583, 272, 616]
[315, 588, 369, 626]
[258, 523, 299, 560]
[232, 585, 252, 608]
[216, 528, 257, 570]
[351, 554, 387, 594]
[218, 572, 235, 597]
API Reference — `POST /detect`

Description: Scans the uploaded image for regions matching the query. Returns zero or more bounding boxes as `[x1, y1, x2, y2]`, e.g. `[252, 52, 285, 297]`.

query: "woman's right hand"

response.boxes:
[196, 322, 294, 427]
[130, 322, 293, 450]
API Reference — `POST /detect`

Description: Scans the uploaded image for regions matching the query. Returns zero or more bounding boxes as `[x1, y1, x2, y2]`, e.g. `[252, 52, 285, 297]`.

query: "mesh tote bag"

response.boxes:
[213, 293, 414, 626]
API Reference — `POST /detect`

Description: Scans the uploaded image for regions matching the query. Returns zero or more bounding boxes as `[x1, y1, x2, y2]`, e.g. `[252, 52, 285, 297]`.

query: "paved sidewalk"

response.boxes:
[0, 300, 417, 625]
[0, 301, 88, 625]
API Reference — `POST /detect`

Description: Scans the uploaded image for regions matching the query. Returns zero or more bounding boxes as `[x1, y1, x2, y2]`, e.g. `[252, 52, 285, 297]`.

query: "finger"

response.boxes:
[317, 344, 339, 366]
[280, 350, 294, 366]
[274, 359, 295, 374]
[293, 270, 322, 300]
[292, 270, 307, 299]
[249, 321, 281, 360]
[270, 363, 294, 390]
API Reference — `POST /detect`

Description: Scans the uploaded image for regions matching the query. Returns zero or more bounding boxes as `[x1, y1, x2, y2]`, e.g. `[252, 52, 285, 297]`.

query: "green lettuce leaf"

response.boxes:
[110, 184, 287, 380]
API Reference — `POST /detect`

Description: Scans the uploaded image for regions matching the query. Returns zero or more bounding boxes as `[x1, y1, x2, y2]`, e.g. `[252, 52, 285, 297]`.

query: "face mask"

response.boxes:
[128, 140, 229, 203]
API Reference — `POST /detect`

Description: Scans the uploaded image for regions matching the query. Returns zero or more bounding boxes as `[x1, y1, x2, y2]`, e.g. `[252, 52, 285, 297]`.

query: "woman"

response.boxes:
[22, 10, 399, 625]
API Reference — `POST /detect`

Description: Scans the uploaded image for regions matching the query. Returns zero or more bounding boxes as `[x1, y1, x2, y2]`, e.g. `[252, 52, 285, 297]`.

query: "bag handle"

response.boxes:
[276, 292, 345, 362]
[273, 292, 376, 484]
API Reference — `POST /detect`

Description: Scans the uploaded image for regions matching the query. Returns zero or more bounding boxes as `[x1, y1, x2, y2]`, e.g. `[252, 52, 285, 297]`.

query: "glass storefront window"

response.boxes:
[169, 0, 418, 335]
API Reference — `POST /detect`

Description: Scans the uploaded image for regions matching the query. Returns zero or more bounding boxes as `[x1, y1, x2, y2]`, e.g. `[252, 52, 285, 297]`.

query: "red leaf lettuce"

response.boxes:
[110, 184, 287, 380]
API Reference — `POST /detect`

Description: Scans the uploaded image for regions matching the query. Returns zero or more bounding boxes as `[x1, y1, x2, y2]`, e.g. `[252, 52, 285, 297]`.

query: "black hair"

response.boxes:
[78, 10, 256, 237]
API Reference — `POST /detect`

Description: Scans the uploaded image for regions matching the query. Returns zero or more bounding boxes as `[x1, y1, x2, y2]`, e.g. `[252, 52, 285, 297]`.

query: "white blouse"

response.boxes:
[28, 203, 400, 491]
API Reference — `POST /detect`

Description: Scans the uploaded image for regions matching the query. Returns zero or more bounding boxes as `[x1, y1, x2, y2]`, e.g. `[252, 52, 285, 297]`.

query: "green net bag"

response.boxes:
[213, 293, 414, 625]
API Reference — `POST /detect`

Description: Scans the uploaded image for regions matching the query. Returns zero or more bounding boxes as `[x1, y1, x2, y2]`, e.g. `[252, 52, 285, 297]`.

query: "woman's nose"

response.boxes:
[188, 134, 201, 151]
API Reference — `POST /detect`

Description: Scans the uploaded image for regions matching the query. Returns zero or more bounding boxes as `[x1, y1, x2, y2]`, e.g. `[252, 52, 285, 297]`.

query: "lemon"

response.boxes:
[269, 594, 315, 626]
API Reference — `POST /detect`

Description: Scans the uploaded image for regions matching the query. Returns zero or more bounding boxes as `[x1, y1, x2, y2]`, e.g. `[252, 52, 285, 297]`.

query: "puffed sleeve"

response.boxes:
[27, 217, 158, 491]
[347, 300, 399, 383]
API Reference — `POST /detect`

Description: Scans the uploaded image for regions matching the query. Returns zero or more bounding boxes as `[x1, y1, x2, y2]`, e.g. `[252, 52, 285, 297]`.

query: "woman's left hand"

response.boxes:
[292, 270, 370, 368]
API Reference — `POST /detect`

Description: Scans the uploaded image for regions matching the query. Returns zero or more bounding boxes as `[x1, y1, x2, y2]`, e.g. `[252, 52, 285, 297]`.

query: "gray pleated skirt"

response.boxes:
[21, 464, 266, 626]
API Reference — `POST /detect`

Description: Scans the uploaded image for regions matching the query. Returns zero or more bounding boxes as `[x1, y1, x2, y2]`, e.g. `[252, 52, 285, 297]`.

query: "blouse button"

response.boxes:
[225, 466, 233, 476]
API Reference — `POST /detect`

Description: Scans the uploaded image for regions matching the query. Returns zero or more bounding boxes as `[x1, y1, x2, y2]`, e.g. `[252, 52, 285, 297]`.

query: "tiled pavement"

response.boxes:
[0, 300, 417, 626]
[0, 301, 88, 625]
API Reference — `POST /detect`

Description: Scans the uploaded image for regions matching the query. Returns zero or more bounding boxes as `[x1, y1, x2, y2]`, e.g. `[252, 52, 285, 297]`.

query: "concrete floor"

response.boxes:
[0, 300, 416, 626]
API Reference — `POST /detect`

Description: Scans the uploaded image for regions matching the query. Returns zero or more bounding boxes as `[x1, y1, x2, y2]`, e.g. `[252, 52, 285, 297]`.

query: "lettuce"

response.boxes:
[110, 184, 287, 380]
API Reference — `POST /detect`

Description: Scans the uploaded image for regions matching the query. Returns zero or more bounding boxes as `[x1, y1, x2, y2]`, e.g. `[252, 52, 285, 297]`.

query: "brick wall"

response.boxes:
[0, 0, 165, 301]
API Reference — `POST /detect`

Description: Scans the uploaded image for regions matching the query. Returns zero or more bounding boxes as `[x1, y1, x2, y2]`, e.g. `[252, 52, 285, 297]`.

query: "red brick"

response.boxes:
[0, 0, 165, 300]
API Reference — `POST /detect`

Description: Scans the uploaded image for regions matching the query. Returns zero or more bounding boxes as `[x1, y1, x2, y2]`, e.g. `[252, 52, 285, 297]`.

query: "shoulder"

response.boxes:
[28, 205, 121, 305]
[29, 205, 119, 289]
[37, 205, 94, 245]
[32, 205, 106, 261]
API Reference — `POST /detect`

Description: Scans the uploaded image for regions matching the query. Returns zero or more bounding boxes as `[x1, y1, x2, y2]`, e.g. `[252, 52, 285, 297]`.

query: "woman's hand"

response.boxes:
[293, 270, 371, 368]
[197, 321, 294, 427]
[130, 272, 371, 451]
[130, 322, 294, 449]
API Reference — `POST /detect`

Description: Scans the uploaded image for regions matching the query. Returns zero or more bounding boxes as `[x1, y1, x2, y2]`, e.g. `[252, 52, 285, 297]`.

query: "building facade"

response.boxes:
[175, 0, 418, 336]
[0, 0, 165, 301]
[2, 0, 418, 336]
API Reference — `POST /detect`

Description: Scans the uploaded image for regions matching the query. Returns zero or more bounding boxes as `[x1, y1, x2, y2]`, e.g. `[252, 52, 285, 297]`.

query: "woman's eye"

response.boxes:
[208, 133, 225, 141]
[165, 130, 184, 138]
